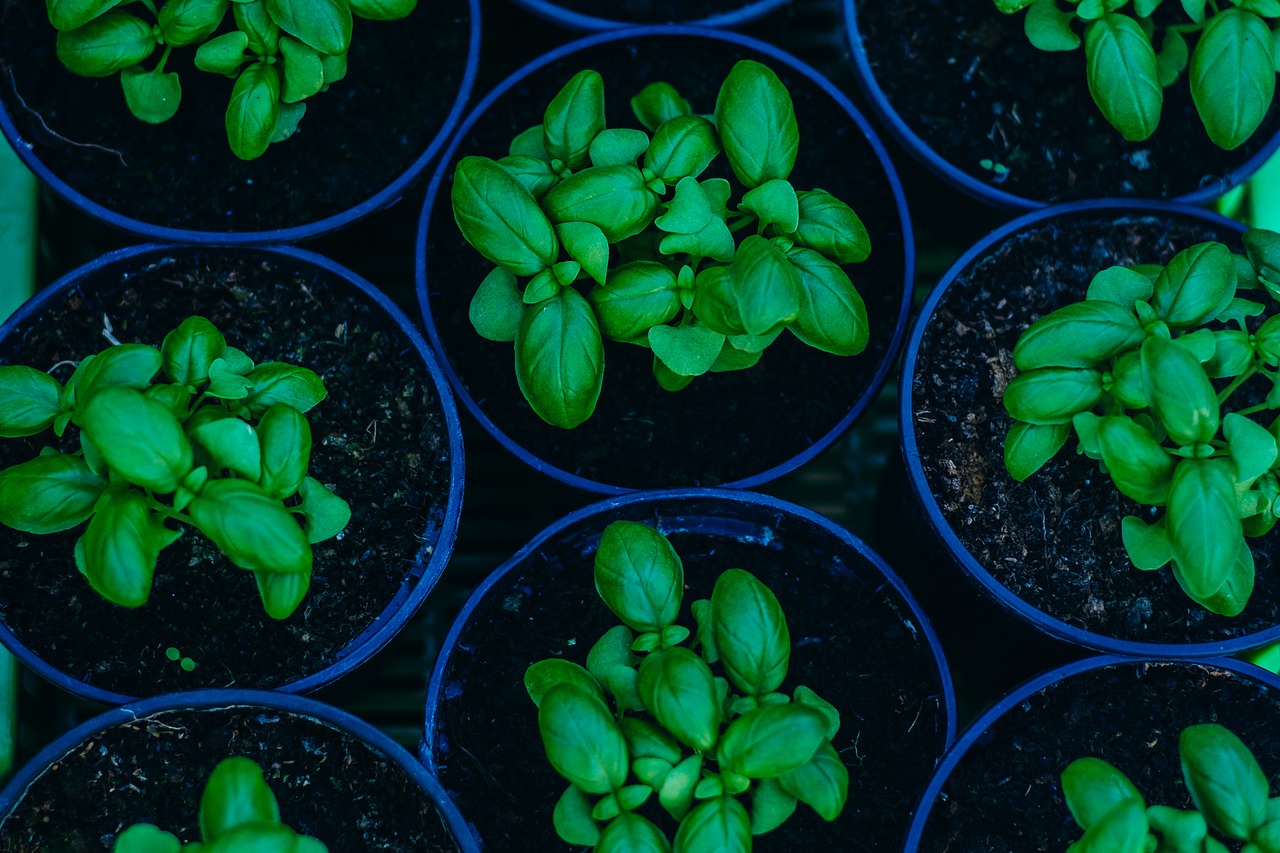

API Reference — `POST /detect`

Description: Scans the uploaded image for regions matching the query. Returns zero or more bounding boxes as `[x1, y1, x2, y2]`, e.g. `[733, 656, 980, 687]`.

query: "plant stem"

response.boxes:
[1218, 364, 1258, 406]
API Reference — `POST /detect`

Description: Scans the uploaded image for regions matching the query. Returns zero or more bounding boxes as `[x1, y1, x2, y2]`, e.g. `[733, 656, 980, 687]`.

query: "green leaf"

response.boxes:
[631, 81, 691, 132]
[1150, 242, 1236, 328]
[1181, 724, 1269, 840]
[232, 0, 279, 55]
[255, 403, 310, 499]
[710, 568, 789, 696]
[1206, 329, 1254, 378]
[543, 69, 606, 172]
[46, 0, 124, 32]
[496, 155, 559, 201]
[542, 165, 658, 244]
[56, 11, 157, 77]
[593, 785, 653, 821]
[1013, 301, 1144, 370]
[112, 824, 182, 853]
[717, 702, 826, 779]
[589, 128, 651, 168]
[649, 323, 725, 378]
[597, 813, 670, 853]
[740, 179, 799, 234]
[1121, 515, 1173, 570]
[265, 0, 351, 55]
[1225, 412, 1277, 487]
[207, 358, 255, 401]
[279, 36, 323, 104]
[189, 478, 312, 576]
[74, 345, 163, 406]
[1003, 421, 1070, 481]
[1062, 757, 1144, 829]
[1140, 336, 1219, 445]
[515, 288, 604, 429]
[645, 115, 720, 184]
[1084, 14, 1163, 141]
[1156, 28, 1189, 88]
[594, 520, 684, 633]
[1086, 266, 1155, 307]
[538, 683, 629, 795]
[770, 247, 864, 356]
[1184, 0, 1207, 21]
[750, 778, 798, 835]
[121, 65, 181, 124]
[161, 318, 227, 389]
[1144, 805, 1207, 851]
[509, 124, 551, 161]
[553, 785, 601, 847]
[659, 754, 701, 821]
[715, 59, 798, 188]
[1068, 796, 1151, 853]
[226, 62, 280, 161]
[622, 716, 682, 766]
[556, 222, 610, 287]
[709, 342, 763, 373]
[693, 236, 801, 338]
[200, 757, 280, 841]
[1190, 7, 1275, 150]
[195, 30, 250, 75]
[789, 189, 871, 264]
[1003, 367, 1104, 425]
[77, 487, 179, 608]
[1025, 0, 1082, 51]
[0, 366, 63, 438]
[158, 0, 228, 45]
[587, 624, 636, 681]
[673, 797, 751, 853]
[1166, 459, 1244, 604]
[778, 740, 847, 821]
[792, 686, 840, 740]
[468, 267, 526, 343]
[292, 476, 349, 544]
[78, 387, 193, 493]
[525, 658, 604, 707]
[243, 362, 326, 416]
[637, 647, 722, 752]
[0, 453, 106, 534]
[347, 0, 414, 20]
[1094, 416, 1174, 505]
[452, 156, 559, 277]
[185, 407, 262, 480]
[655, 178, 735, 262]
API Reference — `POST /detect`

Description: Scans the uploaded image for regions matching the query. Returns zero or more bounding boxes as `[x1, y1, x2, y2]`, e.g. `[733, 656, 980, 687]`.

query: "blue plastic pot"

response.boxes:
[423, 488, 956, 852]
[0, 1, 480, 243]
[889, 199, 1274, 693]
[0, 688, 477, 851]
[417, 25, 913, 495]
[0, 244, 464, 705]
[509, 0, 789, 30]
[904, 655, 1280, 851]
[843, 0, 1280, 211]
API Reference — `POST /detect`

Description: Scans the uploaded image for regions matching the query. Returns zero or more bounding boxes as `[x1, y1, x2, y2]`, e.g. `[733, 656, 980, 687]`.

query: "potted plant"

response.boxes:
[904, 655, 1280, 851]
[0, 688, 477, 850]
[883, 198, 1280, 703]
[508, 0, 790, 31]
[0, 0, 480, 242]
[844, 0, 1280, 210]
[0, 242, 463, 705]
[417, 25, 912, 493]
[423, 488, 956, 851]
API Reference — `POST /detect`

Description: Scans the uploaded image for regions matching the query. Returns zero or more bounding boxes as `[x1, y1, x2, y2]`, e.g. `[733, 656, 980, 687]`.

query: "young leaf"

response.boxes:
[1025, 0, 1081, 51]
[279, 36, 323, 104]
[792, 686, 840, 740]
[232, 0, 280, 55]
[200, 756, 281, 841]
[1165, 459, 1243, 605]
[655, 178, 735, 262]
[622, 716, 682, 766]
[497, 155, 559, 200]
[658, 754, 701, 821]
[347, 0, 414, 20]
[1190, 7, 1275, 150]
[452, 156, 559, 277]
[515, 288, 604, 429]
[226, 62, 280, 161]
[1094, 415, 1174, 505]
[1156, 28, 1189, 88]
[543, 69, 606, 172]
[255, 403, 310, 499]
[1062, 757, 1144, 829]
[725, 236, 802, 337]
[56, 11, 157, 77]
[47, 0, 124, 31]
[157, 0, 228, 46]
[553, 785, 601, 847]
[112, 824, 182, 853]
[672, 797, 751, 853]
[76, 487, 179, 608]
[1013, 301, 1144, 370]
[1144, 805, 1207, 849]
[1004, 421, 1070, 481]
[644, 115, 720, 185]
[0, 366, 63, 437]
[1121, 515, 1173, 570]
[714, 59, 799, 188]
[1181, 724, 1269, 840]
[542, 165, 658, 244]
[186, 407, 263, 480]
[0, 454, 106, 534]
[711, 568, 789, 696]
[740, 179, 799, 233]
[637, 648, 722, 752]
[587, 624, 635, 680]
[292, 476, 350, 544]
[1183, 0, 1207, 21]
[589, 128, 651, 168]
[195, 31, 250, 76]
[750, 778, 798, 835]
[1150, 241, 1236, 329]
[510, 124, 551, 161]
[1068, 796, 1151, 852]
[1083, 14, 1163, 141]
[786, 247, 869, 356]
[556, 222, 610, 287]
[1003, 367, 1104, 425]
[468, 267, 526, 343]
[1224, 412, 1277, 486]
[525, 658, 604, 707]
[777, 740, 848, 821]
[121, 66, 182, 124]
[717, 702, 827, 779]
[265, 0, 352, 55]
[243, 362, 326, 416]
[161, 317, 227, 388]
[594, 520, 684, 633]
[631, 81, 691, 132]
[189, 478, 312, 576]
[649, 322, 725, 378]
[1140, 336, 1219, 445]
[1086, 266, 1155, 307]
[538, 683, 629, 795]
[78, 387, 193, 493]
[596, 813, 670, 853]
[790, 190, 871, 264]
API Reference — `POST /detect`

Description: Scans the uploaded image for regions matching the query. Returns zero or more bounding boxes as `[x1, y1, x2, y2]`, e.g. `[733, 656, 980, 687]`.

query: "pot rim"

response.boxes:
[897, 198, 1279, 658]
[0, 242, 465, 705]
[415, 23, 914, 495]
[842, 0, 1280, 212]
[0, 0, 481, 244]
[0, 687, 479, 852]
[509, 0, 790, 31]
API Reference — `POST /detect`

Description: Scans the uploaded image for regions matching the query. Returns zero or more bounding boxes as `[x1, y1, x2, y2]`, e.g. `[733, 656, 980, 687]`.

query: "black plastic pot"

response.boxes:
[0, 689, 477, 851]
[422, 488, 955, 852]
[509, 0, 789, 30]
[905, 655, 1280, 851]
[0, 243, 463, 704]
[416, 25, 913, 494]
[0, 1, 480, 243]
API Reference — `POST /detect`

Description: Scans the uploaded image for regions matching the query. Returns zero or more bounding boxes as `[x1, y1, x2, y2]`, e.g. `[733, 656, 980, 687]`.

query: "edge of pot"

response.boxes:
[508, 0, 790, 31]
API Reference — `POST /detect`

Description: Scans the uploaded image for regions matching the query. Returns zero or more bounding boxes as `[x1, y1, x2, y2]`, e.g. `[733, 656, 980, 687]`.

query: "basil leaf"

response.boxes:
[1069, 796, 1150, 853]
[452, 156, 559, 277]
[195, 31, 250, 76]
[121, 65, 182, 124]
[496, 154, 559, 201]
[189, 477, 312, 575]
[718, 702, 827, 779]
[637, 647, 722, 752]
[243, 362, 326, 416]
[226, 62, 280, 161]
[76, 344, 163, 406]
[1140, 336, 1219, 445]
[76, 487, 179, 607]
[113, 825, 182, 853]
[469, 267, 526, 343]
[1166, 459, 1243, 606]
[233, 0, 279, 55]
[589, 128, 651, 168]
[56, 11, 157, 77]
[46, 0, 124, 31]
[714, 59, 799, 188]
[790, 189, 870, 264]
[0, 366, 63, 437]
[1095, 415, 1174, 505]
[1003, 421, 1070, 481]
[292, 476, 350, 543]
[162, 316, 226, 387]
[709, 342, 763, 374]
[711, 568, 789, 696]
[1121, 515, 1173, 570]
[185, 407, 263, 480]
[265, 0, 351, 55]
[1150, 241, 1236, 328]
[648, 320, 724, 378]
[272, 98, 305, 145]
[644, 115, 719, 184]
[538, 683, 629, 795]
[542, 165, 658, 244]
[515, 288, 604, 429]
[1084, 14, 1162, 141]
[778, 740, 847, 821]
[347, 0, 414, 20]
[721, 236, 801, 337]
[621, 717, 682, 765]
[543, 69, 605, 172]
[1181, 724, 1269, 840]
[200, 757, 280, 842]
[1025, 0, 1081, 51]
[255, 403, 310, 498]
[1191, 7, 1275, 150]
[158, 0, 228, 46]
[509, 124, 551, 161]
[596, 813, 668, 853]
[525, 658, 604, 707]
[1156, 28, 1189, 87]
[552, 785, 600, 847]
[1013, 301, 1144, 370]
[655, 178, 735, 263]
[556, 222, 610, 287]
[786, 247, 868, 356]
[673, 796, 750, 853]
[1003, 367, 1104, 425]
[1086, 266, 1155, 307]
[1206, 329, 1253, 378]
[1062, 759, 1145, 831]
[279, 36, 323, 104]
[78, 387, 193, 493]
[631, 81, 691, 132]
[739, 179, 798, 234]
[691, 265, 745, 336]
[0, 453, 106, 533]
[1225, 412, 1277, 486]
[594, 520, 684, 632]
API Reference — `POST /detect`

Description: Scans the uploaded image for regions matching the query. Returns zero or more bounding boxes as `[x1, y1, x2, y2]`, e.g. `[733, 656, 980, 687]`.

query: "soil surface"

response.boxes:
[0, 0, 470, 234]
[854, 0, 1280, 204]
[428, 496, 951, 853]
[0, 704, 460, 850]
[916, 661, 1280, 851]
[0, 248, 455, 697]
[421, 33, 909, 491]
[911, 212, 1280, 646]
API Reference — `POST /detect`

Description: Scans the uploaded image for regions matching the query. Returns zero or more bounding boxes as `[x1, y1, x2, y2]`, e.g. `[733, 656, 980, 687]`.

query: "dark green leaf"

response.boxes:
[718, 703, 827, 779]
[552, 785, 600, 847]
[542, 165, 657, 244]
[637, 647, 722, 752]
[1121, 515, 1173, 570]
[75, 344, 163, 406]
[496, 154, 559, 200]
[292, 476, 349, 544]
[158, 0, 228, 45]
[778, 740, 847, 821]
[121, 65, 182, 124]
[790, 190, 870, 264]
[525, 658, 604, 707]
[1061, 757, 1144, 829]
[194, 30, 250, 75]
[792, 685, 840, 740]
[1086, 265, 1155, 307]
[1140, 336, 1219, 445]
[1013, 301, 1144, 370]
[1084, 14, 1162, 141]
[452, 156, 559, 277]
[1068, 796, 1151, 853]
[786, 247, 868, 356]
[1183, 0, 1207, 21]
[1190, 7, 1275, 150]
[711, 568, 789, 696]
[655, 178, 735, 262]
[698, 236, 801, 338]
[1144, 805, 1207, 850]
[715, 59, 799, 188]
[256, 403, 310, 499]
[469, 267, 526, 343]
[740, 179, 798, 233]
[1150, 241, 1236, 328]
[631, 81, 691, 132]
[709, 341, 763, 373]
[509, 124, 551, 161]
[1206, 329, 1254, 378]
[0, 366, 63, 438]
[185, 407, 262, 480]
[0, 453, 106, 534]
[200, 756, 280, 841]
[622, 716, 682, 765]
[1003, 421, 1070, 481]
[556, 221, 609, 287]
[226, 62, 280, 161]
[162, 316, 226, 387]
[46, 0, 124, 32]
[78, 387, 193, 493]
[279, 36, 323, 103]
[515, 288, 604, 428]
[232, 0, 279, 55]
[265, 0, 351, 55]
[1166, 459, 1244, 605]
[1077, 0, 1126, 17]
[658, 754, 701, 821]
[594, 520, 684, 633]
[112, 824, 182, 853]
[589, 128, 650, 168]
[750, 778, 798, 835]
[1181, 724, 1269, 840]
[76, 487, 179, 607]
[1157, 28, 1189, 87]
[543, 69, 606, 172]
[243, 362, 326, 416]
[56, 11, 157, 77]
[1025, 0, 1081, 51]
[673, 797, 751, 853]
[597, 813, 669, 853]
[649, 322, 725, 378]
[189, 478, 312, 576]
[1095, 415, 1174, 504]
[1225, 412, 1276, 486]
[347, 0, 414, 20]
[1003, 367, 1104, 425]
[586, 624, 635, 683]
[644, 115, 719, 184]
[538, 683, 629, 795]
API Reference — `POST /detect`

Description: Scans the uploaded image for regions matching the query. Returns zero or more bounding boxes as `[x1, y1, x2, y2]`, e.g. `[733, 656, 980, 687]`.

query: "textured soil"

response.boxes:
[910, 211, 1280, 646]
[915, 661, 1280, 851]
[427, 496, 951, 853]
[0, 0, 470, 234]
[854, 0, 1280, 204]
[420, 33, 909, 491]
[0, 248, 455, 697]
[0, 704, 460, 850]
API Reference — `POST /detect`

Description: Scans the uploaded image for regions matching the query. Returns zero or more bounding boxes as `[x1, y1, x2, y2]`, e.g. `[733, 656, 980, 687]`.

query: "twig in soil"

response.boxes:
[3, 65, 128, 167]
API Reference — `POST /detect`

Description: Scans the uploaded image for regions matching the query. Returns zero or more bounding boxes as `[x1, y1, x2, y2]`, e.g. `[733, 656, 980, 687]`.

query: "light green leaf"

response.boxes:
[1084, 14, 1163, 141]
[715, 59, 799, 188]
[750, 778, 798, 835]
[1086, 265, 1154, 307]
[589, 261, 680, 347]
[243, 362, 326, 416]
[1140, 336, 1219, 445]
[538, 683, 629, 795]
[265, 0, 351, 55]
[226, 62, 280, 161]
[452, 156, 559, 277]
[469, 267, 526, 343]
[232, 0, 279, 55]
[185, 407, 262, 481]
[673, 796, 751, 853]
[1157, 28, 1189, 88]
[637, 648, 722, 752]
[778, 740, 847, 821]
[56, 11, 157, 77]
[649, 323, 726, 378]
[1150, 241, 1236, 329]
[121, 66, 182, 124]
[279, 36, 323, 104]
[645, 115, 720, 184]
[1225, 412, 1276, 487]
[556, 221, 610, 287]
[77, 487, 179, 607]
[717, 702, 826, 779]
[0, 366, 63, 438]
[1003, 367, 1104, 425]
[157, 0, 228, 45]
[1004, 421, 1070, 481]
[739, 179, 799, 233]
[496, 154, 559, 200]
[543, 69, 606, 172]
[631, 81, 691, 132]
[46, 0, 124, 32]
[1025, 0, 1082, 51]
[659, 754, 701, 821]
[597, 813, 670, 853]
[347, 0, 414, 20]
[594, 520, 684, 633]
[589, 128, 651, 168]
[112, 824, 182, 853]
[200, 756, 281, 841]
[711, 568, 789, 696]
[1166, 459, 1244, 604]
[1181, 724, 1269, 840]
[1062, 757, 1144, 829]
[790, 189, 870, 263]
[1013, 301, 1145, 370]
[1095, 415, 1174, 505]
[1121, 515, 1173, 570]
[543, 165, 658, 244]
[78, 386, 193, 493]
[515, 288, 604, 428]
[256, 403, 310, 499]
[525, 658, 604, 707]
[189, 478, 312, 576]
[194, 30, 250, 76]
[553, 785, 600, 847]
[292, 476, 349, 544]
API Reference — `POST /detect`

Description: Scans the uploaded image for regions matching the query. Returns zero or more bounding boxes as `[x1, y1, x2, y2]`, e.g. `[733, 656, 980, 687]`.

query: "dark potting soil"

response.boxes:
[854, 0, 1280, 204]
[534, 0, 768, 24]
[0, 0, 470, 233]
[0, 249, 454, 697]
[911, 212, 1280, 646]
[0, 704, 460, 850]
[916, 661, 1280, 851]
[422, 34, 908, 490]
[428, 497, 951, 853]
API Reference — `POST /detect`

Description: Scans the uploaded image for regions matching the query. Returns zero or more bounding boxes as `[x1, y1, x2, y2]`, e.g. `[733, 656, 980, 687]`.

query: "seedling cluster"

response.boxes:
[525, 520, 847, 851]
[0, 315, 350, 620]
[1063, 724, 1280, 852]
[452, 60, 873, 429]
[1003, 229, 1280, 616]
[993, 0, 1280, 149]
[46, 0, 416, 159]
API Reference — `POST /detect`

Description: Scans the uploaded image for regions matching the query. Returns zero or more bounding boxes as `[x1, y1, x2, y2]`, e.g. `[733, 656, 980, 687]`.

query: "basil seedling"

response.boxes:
[1062, 724, 1280, 852]
[113, 756, 327, 852]
[525, 520, 847, 850]
[452, 61, 873, 429]
[47, 0, 416, 159]
[1003, 228, 1280, 617]
[0, 316, 350, 620]
[994, 0, 1279, 149]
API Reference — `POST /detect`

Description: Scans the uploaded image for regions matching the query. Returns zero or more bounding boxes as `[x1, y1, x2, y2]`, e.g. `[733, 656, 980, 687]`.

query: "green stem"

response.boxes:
[1235, 402, 1271, 417]
[1218, 364, 1259, 406]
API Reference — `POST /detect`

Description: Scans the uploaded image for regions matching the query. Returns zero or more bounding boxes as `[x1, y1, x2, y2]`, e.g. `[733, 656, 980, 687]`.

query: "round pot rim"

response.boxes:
[415, 23, 915, 496]
[0, 242, 465, 705]
[509, 0, 789, 31]
[902, 653, 1280, 851]
[0, 0, 481, 245]
[420, 486, 958, 772]
[898, 197, 1277, 658]
[0, 687, 478, 852]
[842, 0, 1280, 212]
